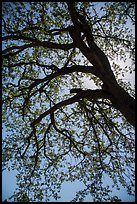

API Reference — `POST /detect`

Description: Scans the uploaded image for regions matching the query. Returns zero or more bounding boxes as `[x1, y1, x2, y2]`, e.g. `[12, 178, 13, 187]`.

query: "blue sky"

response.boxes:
[2, 166, 135, 202]
[2, 126, 135, 202]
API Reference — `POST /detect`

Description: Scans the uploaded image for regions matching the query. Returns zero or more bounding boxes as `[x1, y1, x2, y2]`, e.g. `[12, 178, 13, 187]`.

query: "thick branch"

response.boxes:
[27, 64, 99, 96]
[67, 2, 81, 28]
[70, 88, 110, 101]
[2, 41, 75, 58]
[30, 86, 135, 127]
[31, 94, 81, 127]
[31, 89, 110, 127]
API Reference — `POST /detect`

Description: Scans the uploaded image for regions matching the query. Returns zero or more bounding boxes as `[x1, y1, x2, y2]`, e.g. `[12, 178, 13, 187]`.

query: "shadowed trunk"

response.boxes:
[67, 2, 135, 126]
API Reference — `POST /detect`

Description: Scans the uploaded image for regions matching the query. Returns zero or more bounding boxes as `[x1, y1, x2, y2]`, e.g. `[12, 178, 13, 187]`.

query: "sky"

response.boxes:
[2, 164, 135, 202]
[2, 2, 135, 202]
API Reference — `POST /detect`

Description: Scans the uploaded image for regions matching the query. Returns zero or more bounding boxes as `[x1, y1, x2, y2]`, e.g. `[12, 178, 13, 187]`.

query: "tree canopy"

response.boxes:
[2, 2, 135, 202]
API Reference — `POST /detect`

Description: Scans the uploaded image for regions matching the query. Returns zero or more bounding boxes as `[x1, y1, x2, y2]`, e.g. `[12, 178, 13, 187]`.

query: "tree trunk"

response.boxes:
[67, 3, 135, 126]
[108, 83, 135, 126]
[77, 36, 135, 126]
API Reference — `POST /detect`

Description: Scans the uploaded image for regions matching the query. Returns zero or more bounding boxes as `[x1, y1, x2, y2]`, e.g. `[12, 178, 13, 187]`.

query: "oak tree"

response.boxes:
[2, 2, 135, 202]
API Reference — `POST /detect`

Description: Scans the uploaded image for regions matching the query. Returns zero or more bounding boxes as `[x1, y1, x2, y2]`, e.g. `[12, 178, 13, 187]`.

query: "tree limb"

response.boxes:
[25, 64, 99, 97]
[31, 94, 81, 127]
[2, 41, 75, 58]
[31, 89, 110, 127]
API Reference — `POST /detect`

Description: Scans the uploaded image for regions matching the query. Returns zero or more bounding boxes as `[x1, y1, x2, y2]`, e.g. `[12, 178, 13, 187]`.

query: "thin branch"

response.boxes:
[93, 33, 132, 46]
[88, 112, 104, 171]
[50, 113, 86, 156]
[2, 35, 40, 42]
[21, 133, 32, 158]
[43, 123, 54, 160]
